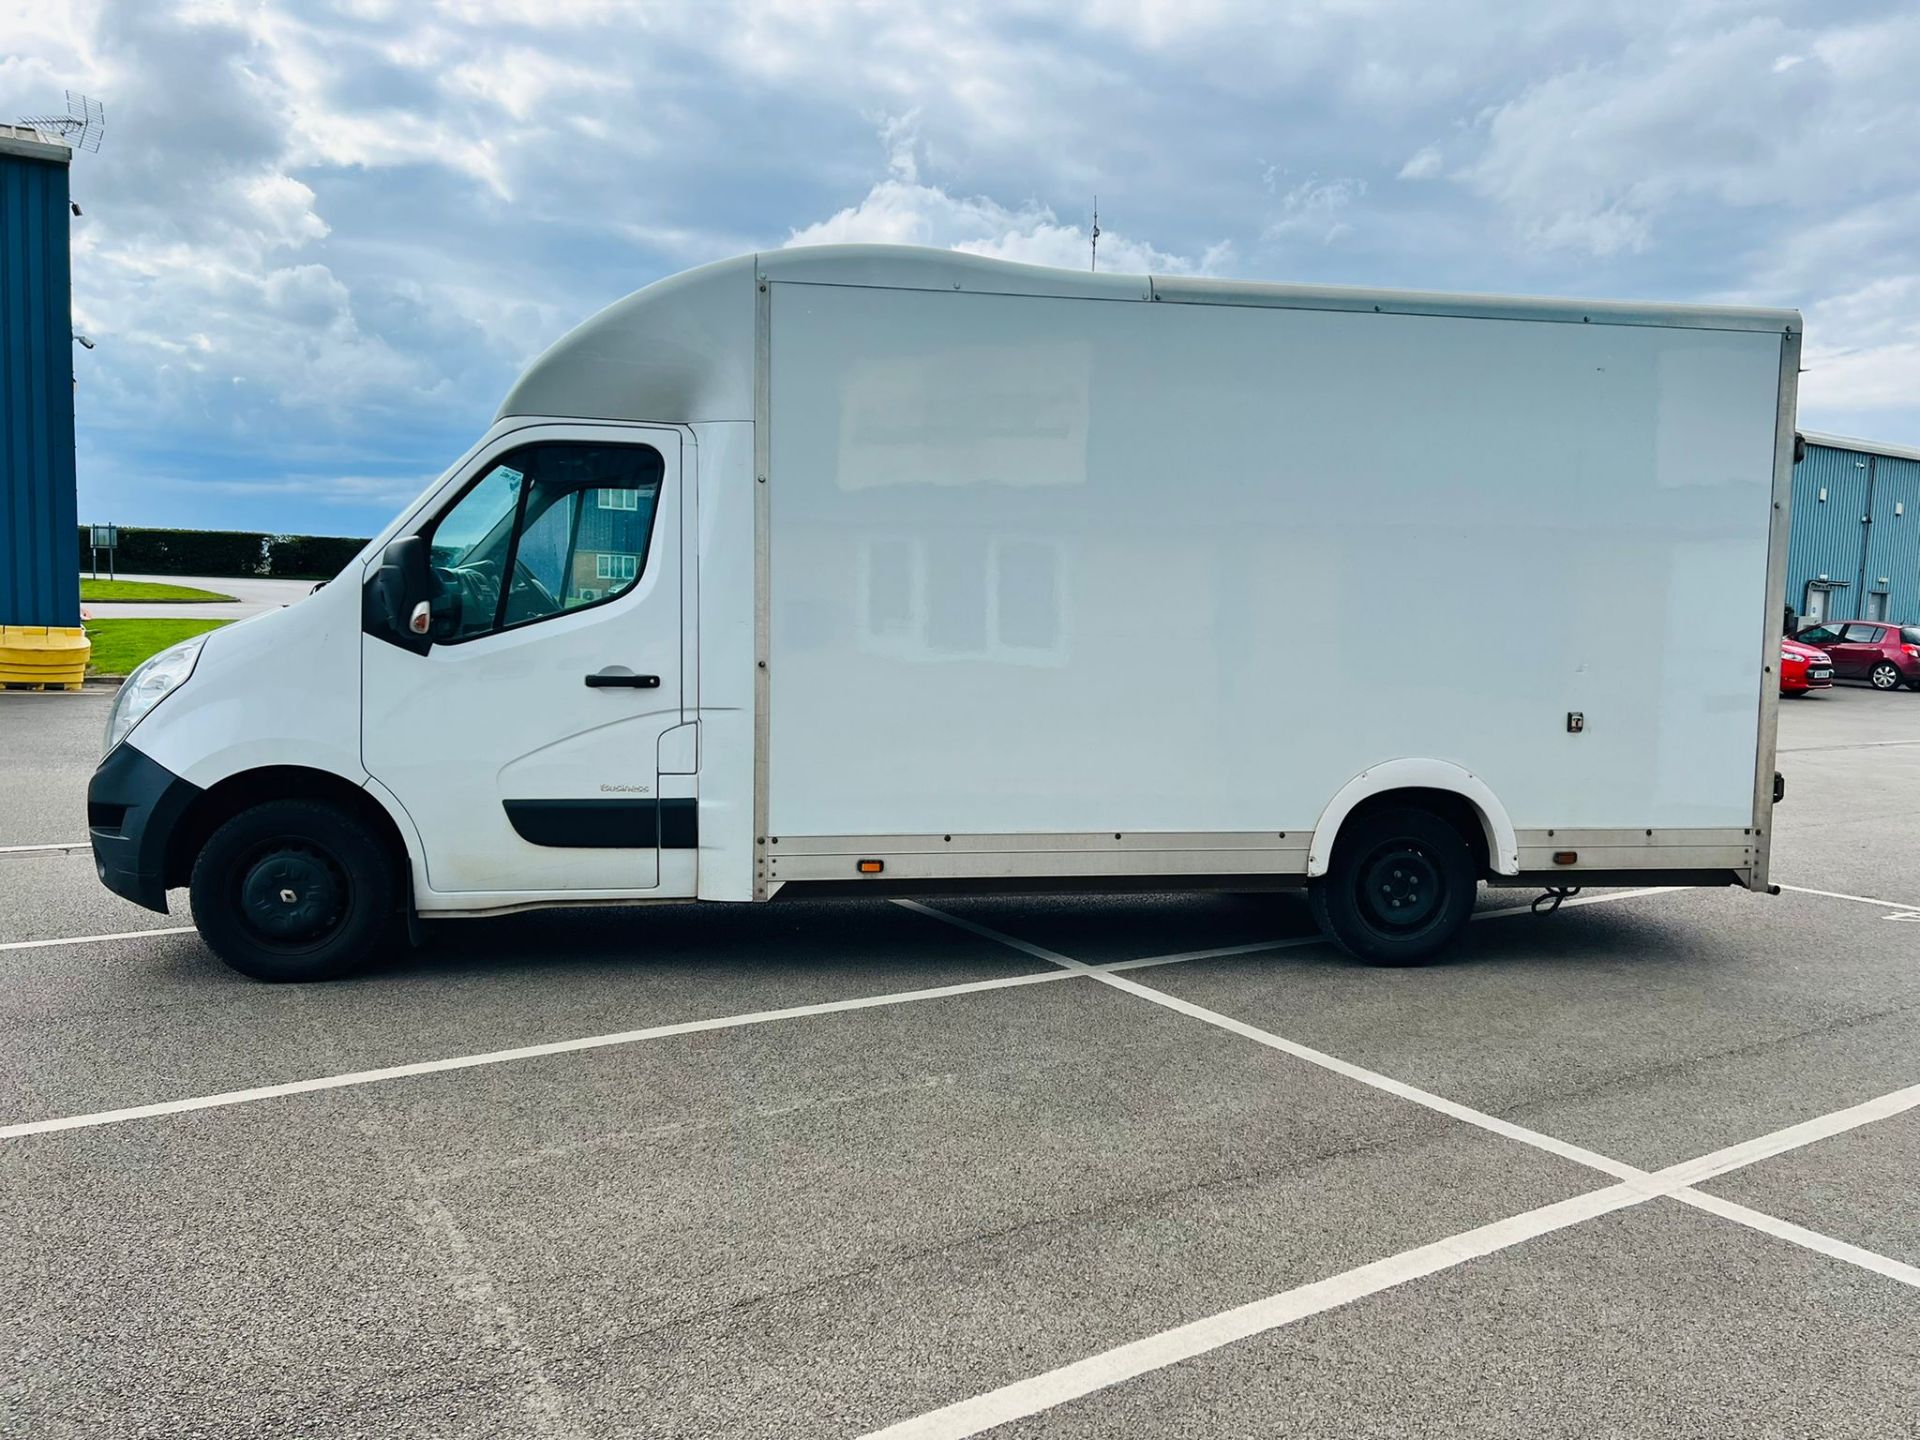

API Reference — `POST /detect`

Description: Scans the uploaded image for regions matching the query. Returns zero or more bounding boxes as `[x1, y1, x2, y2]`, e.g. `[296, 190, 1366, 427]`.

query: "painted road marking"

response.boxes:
[0, 926, 197, 952]
[1776, 882, 1920, 914]
[0, 842, 91, 855]
[911, 901, 1920, 1200]
[860, 1079, 1920, 1440]
[901, 901, 1643, 1180]
[0, 880, 1886, 1140]
[0, 968, 1077, 1140]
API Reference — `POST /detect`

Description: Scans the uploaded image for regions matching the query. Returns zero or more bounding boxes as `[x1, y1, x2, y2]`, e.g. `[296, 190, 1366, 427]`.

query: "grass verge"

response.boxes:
[86, 618, 232, 677]
[81, 579, 237, 603]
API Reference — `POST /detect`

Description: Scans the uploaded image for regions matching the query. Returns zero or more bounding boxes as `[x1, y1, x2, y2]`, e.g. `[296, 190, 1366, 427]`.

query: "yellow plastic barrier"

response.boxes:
[0, 625, 91, 690]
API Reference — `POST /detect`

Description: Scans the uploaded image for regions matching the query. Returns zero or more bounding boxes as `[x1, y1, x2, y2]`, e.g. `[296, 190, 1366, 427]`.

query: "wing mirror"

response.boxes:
[364, 535, 450, 653]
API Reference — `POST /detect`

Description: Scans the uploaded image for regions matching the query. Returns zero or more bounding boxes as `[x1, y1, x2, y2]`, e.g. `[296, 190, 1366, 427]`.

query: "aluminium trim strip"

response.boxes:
[1751, 327, 1802, 891]
[752, 264, 773, 898]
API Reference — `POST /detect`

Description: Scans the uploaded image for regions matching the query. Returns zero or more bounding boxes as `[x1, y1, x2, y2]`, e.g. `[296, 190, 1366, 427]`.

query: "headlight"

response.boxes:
[103, 635, 208, 755]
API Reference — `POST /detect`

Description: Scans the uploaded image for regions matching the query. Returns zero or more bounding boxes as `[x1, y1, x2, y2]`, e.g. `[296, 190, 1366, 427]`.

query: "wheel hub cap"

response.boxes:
[1361, 847, 1441, 928]
[240, 849, 341, 942]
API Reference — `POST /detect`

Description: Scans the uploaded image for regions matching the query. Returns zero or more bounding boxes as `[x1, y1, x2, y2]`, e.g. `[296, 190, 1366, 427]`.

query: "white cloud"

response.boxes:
[1801, 277, 1920, 417]
[786, 117, 1230, 275]
[1262, 176, 1367, 245]
[1398, 145, 1443, 180]
[1459, 12, 1920, 256]
[786, 176, 1226, 276]
[11, 0, 1920, 529]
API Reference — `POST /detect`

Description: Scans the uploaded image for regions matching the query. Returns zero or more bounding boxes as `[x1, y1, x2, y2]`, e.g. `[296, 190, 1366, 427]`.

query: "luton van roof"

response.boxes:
[498, 243, 1801, 426]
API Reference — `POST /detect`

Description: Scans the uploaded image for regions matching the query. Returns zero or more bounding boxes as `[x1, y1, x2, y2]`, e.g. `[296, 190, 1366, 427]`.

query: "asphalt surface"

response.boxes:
[0, 683, 1915, 1437]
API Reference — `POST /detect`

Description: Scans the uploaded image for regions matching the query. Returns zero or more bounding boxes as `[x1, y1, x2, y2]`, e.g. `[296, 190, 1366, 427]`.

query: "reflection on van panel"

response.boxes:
[859, 535, 1067, 665]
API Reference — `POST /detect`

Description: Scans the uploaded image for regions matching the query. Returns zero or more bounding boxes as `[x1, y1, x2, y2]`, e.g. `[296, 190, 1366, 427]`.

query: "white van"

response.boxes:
[87, 245, 1801, 980]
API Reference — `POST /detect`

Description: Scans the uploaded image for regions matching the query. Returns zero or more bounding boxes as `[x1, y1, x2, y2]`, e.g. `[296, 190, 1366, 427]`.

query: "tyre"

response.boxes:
[1310, 806, 1478, 966]
[1870, 661, 1902, 691]
[189, 799, 399, 982]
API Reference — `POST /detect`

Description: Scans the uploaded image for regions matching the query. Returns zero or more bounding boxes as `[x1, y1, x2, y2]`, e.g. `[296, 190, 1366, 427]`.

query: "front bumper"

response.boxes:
[1782, 664, 1832, 692]
[87, 743, 201, 913]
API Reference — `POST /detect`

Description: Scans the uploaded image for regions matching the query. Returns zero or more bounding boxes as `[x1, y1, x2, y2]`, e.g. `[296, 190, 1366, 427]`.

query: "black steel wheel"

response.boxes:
[190, 799, 398, 982]
[1310, 806, 1478, 966]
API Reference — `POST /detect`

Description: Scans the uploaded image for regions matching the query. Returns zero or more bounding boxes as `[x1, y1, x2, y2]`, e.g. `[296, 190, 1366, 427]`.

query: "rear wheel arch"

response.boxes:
[1307, 761, 1517, 879]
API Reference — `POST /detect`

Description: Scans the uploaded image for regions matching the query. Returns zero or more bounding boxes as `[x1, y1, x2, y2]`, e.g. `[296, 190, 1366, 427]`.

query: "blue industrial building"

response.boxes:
[1788, 433, 1920, 628]
[1, 124, 80, 630]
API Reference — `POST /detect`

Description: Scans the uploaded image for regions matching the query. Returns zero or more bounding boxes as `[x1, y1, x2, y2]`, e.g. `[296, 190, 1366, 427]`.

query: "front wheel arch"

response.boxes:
[165, 765, 410, 894]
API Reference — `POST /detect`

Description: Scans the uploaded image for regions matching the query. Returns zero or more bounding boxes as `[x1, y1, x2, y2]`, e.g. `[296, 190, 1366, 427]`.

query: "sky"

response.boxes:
[6, 0, 1920, 538]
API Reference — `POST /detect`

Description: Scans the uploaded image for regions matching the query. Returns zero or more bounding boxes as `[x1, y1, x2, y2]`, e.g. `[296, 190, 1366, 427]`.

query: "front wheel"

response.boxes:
[1310, 806, 1477, 966]
[1869, 662, 1903, 691]
[189, 799, 399, 982]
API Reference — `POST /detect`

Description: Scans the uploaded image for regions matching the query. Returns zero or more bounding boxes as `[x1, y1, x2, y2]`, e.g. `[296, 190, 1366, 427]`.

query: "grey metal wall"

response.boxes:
[1, 133, 79, 628]
[1787, 438, 1920, 626]
[1863, 453, 1920, 623]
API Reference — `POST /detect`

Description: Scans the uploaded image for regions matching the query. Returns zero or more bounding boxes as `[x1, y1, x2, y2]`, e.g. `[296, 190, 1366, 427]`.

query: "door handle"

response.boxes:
[585, 671, 660, 689]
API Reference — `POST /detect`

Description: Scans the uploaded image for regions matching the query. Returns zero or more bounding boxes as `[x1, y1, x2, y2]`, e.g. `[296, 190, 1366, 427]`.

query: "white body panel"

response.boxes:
[765, 280, 1785, 846]
[122, 246, 1797, 915]
[124, 586, 366, 790]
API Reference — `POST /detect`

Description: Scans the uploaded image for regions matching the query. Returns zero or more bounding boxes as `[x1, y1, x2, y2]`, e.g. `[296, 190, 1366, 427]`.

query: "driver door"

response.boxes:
[362, 424, 689, 896]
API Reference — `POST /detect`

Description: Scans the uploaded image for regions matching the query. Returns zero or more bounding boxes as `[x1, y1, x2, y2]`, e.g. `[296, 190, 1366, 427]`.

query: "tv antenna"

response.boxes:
[16, 92, 105, 152]
[1090, 196, 1100, 272]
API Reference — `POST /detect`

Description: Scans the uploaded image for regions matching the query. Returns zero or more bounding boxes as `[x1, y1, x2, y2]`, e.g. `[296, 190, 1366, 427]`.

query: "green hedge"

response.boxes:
[78, 526, 370, 581]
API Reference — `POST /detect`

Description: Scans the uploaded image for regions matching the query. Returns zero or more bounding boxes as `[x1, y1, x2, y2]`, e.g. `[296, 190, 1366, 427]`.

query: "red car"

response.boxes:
[1794, 621, 1920, 691]
[1780, 637, 1833, 695]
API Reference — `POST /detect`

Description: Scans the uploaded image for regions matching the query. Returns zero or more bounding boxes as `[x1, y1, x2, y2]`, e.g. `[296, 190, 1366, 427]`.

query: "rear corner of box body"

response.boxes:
[1747, 324, 1803, 891]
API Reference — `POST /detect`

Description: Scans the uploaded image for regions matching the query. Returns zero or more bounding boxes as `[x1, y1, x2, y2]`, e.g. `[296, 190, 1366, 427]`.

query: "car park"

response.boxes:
[1779, 637, 1833, 695]
[1793, 621, 1920, 691]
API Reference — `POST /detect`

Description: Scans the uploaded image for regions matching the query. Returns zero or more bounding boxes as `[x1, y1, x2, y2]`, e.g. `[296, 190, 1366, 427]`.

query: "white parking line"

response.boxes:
[0, 968, 1077, 1140]
[0, 842, 89, 854]
[1674, 1188, 1920, 1290]
[1776, 882, 1920, 914]
[0, 879, 1885, 1144]
[887, 902, 1920, 1436]
[1101, 935, 1328, 973]
[0, 926, 197, 953]
[862, 1182, 1654, 1440]
[911, 902, 1920, 1201]
[1653, 1080, 1920, 1189]
[899, 902, 1642, 1181]
[860, 1080, 1920, 1440]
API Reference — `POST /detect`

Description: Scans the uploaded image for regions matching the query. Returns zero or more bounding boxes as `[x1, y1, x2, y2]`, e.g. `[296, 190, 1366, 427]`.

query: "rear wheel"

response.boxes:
[1310, 806, 1477, 966]
[1869, 661, 1903, 691]
[189, 799, 399, 982]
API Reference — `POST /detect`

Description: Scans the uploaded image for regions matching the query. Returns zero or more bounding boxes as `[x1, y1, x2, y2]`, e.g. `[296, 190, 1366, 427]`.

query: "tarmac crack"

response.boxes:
[425, 1072, 961, 1184]
[1489, 991, 1920, 1134]
[540, 1109, 1492, 1366]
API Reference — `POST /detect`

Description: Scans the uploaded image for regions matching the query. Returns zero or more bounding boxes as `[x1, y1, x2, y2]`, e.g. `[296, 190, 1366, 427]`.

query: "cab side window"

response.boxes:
[423, 442, 663, 641]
